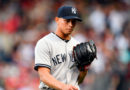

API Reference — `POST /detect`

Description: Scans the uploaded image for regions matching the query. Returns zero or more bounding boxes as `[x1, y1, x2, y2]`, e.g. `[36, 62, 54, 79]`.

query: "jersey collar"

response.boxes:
[52, 32, 70, 43]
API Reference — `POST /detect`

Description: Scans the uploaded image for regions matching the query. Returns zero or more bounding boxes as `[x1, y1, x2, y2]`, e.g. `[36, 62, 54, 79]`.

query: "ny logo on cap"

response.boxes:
[72, 7, 77, 14]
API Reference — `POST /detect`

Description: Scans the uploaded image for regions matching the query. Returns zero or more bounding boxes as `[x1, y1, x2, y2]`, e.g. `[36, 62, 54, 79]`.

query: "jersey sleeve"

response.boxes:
[34, 39, 51, 71]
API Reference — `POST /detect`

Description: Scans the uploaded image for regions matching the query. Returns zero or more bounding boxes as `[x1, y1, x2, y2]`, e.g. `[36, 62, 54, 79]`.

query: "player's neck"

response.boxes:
[55, 30, 71, 40]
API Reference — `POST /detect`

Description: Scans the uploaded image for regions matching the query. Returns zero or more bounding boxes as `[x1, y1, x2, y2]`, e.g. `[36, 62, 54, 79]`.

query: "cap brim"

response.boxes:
[62, 16, 82, 22]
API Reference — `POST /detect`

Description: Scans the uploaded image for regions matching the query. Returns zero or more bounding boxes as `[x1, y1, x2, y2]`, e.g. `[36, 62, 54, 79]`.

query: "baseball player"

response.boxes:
[34, 6, 88, 90]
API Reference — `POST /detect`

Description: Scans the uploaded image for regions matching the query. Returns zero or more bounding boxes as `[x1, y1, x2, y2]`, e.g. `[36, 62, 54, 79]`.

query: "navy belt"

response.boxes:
[43, 87, 55, 90]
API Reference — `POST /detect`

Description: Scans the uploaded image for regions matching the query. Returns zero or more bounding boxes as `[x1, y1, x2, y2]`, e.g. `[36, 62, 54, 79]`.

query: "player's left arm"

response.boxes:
[77, 70, 88, 84]
[73, 40, 97, 84]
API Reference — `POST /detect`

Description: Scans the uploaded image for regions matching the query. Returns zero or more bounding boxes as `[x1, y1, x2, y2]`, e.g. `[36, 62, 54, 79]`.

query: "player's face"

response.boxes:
[56, 17, 77, 35]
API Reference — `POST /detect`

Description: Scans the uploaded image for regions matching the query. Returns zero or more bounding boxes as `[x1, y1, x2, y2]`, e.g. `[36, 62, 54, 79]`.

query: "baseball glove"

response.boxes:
[73, 40, 97, 71]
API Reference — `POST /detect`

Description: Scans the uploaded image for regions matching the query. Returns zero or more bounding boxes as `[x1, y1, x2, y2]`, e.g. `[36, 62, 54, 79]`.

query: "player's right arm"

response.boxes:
[38, 67, 78, 90]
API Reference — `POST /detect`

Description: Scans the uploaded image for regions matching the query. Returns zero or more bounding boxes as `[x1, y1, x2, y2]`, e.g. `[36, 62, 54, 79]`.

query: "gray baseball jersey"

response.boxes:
[34, 32, 80, 90]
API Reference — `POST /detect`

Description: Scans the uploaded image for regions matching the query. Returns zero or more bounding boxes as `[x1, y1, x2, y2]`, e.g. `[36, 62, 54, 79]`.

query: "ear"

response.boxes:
[55, 17, 59, 23]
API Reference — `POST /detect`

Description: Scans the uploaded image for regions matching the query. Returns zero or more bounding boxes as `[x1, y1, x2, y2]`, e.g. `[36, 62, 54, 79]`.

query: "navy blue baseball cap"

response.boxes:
[57, 6, 82, 22]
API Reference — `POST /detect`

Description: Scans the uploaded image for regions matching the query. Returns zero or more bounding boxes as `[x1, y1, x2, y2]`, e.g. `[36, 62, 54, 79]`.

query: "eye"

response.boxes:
[66, 19, 70, 22]
[72, 20, 76, 24]
[63, 19, 77, 24]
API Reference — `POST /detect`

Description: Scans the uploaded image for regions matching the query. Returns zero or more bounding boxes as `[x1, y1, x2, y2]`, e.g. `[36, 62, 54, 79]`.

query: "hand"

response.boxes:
[73, 40, 97, 71]
[61, 84, 78, 90]
[79, 64, 90, 71]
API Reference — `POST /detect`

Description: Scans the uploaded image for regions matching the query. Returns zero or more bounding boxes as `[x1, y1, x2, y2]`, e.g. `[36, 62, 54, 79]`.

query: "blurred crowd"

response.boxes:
[0, 0, 129, 90]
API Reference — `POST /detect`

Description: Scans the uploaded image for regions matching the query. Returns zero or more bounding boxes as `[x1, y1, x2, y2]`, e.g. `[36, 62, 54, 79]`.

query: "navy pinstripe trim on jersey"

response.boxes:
[52, 32, 69, 43]
[34, 64, 51, 71]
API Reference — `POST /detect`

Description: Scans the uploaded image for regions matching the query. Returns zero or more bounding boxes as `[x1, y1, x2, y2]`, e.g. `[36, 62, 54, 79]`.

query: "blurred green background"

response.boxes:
[0, 0, 129, 90]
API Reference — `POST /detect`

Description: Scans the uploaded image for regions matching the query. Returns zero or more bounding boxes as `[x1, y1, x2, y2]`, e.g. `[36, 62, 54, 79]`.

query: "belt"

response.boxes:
[42, 87, 55, 90]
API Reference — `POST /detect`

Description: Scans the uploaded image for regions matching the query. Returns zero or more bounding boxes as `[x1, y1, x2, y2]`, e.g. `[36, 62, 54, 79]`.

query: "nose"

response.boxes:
[68, 21, 73, 27]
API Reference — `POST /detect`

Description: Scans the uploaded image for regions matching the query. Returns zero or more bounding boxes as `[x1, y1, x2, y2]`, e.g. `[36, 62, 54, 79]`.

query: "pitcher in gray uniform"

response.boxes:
[34, 6, 88, 90]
